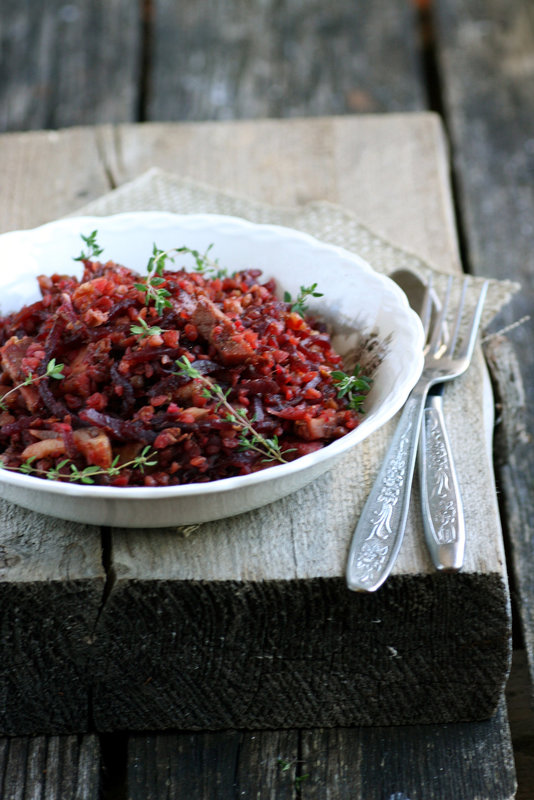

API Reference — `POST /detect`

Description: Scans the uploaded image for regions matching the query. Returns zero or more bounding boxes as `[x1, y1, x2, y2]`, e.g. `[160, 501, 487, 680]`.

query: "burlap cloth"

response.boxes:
[73, 169, 518, 570]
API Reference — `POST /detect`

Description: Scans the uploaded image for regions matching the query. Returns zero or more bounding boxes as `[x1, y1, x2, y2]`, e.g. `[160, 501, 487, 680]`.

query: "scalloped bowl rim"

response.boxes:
[0, 212, 424, 520]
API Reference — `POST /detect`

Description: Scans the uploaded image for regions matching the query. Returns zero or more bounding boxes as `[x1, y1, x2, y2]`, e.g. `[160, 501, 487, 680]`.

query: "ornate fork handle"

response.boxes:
[419, 392, 465, 571]
[346, 383, 427, 592]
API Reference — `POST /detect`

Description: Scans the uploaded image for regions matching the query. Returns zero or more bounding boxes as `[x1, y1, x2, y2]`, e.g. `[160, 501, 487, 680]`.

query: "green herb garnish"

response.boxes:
[134, 244, 174, 316]
[284, 283, 323, 317]
[332, 365, 372, 412]
[0, 358, 65, 411]
[74, 230, 104, 262]
[130, 316, 165, 339]
[1, 446, 157, 485]
[175, 244, 227, 278]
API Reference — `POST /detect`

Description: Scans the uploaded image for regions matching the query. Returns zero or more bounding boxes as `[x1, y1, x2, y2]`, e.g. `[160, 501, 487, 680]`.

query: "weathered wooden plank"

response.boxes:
[85, 115, 510, 731]
[485, 334, 534, 679]
[93, 572, 510, 731]
[301, 697, 515, 800]
[505, 649, 534, 800]
[0, 120, 512, 733]
[0, 734, 100, 799]
[0, 127, 111, 234]
[148, 0, 425, 122]
[126, 699, 515, 800]
[0, 502, 105, 734]
[0, 0, 141, 132]
[129, 730, 298, 800]
[434, 0, 534, 693]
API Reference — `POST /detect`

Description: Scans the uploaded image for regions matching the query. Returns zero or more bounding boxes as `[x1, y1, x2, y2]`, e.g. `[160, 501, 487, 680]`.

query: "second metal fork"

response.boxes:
[345, 276, 489, 592]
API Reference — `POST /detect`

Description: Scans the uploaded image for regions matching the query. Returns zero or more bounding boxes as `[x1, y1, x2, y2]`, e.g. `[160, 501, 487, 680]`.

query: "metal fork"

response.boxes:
[345, 276, 489, 592]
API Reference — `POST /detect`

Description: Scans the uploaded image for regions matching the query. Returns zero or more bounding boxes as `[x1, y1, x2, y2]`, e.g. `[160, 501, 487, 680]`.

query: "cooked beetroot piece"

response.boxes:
[0, 258, 362, 485]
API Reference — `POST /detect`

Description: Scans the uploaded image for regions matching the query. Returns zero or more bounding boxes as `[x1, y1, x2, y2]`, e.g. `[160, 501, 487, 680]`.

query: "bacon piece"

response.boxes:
[73, 428, 113, 469]
[191, 297, 254, 366]
[294, 411, 337, 441]
[1, 336, 32, 382]
[22, 438, 66, 461]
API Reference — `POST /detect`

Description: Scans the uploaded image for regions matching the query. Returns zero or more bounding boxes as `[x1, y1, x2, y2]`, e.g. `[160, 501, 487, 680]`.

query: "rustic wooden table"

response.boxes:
[1, 2, 533, 799]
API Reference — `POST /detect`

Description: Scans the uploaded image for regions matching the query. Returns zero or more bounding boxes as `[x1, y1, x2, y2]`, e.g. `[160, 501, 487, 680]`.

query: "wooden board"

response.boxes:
[82, 116, 511, 730]
[0, 502, 104, 735]
[0, 0, 424, 135]
[0, 120, 512, 734]
[93, 570, 510, 730]
[127, 699, 516, 800]
[434, 0, 534, 694]
[0, 0, 141, 132]
[0, 113, 518, 789]
[505, 649, 534, 800]
[129, 729, 299, 800]
[148, 0, 425, 121]
[0, 734, 100, 799]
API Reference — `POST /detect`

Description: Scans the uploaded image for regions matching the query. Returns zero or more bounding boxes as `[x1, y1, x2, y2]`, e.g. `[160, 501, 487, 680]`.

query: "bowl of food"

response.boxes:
[0, 212, 424, 527]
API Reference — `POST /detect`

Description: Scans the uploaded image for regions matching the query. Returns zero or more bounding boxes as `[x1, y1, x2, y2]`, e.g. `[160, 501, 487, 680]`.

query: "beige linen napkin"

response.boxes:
[72, 169, 518, 574]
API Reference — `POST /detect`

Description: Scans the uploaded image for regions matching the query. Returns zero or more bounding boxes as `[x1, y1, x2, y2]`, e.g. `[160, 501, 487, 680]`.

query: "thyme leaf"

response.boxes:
[175, 244, 227, 278]
[284, 283, 323, 317]
[130, 316, 165, 339]
[0, 446, 157, 485]
[0, 358, 65, 411]
[331, 365, 372, 412]
[136, 244, 174, 316]
[73, 230, 104, 262]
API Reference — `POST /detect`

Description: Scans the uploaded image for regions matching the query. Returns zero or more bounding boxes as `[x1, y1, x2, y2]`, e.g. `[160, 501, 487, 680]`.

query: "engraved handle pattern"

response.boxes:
[419, 393, 465, 571]
[346, 388, 427, 592]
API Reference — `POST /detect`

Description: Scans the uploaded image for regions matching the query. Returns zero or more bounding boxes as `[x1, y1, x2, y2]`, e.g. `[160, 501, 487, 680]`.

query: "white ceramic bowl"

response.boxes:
[0, 212, 424, 527]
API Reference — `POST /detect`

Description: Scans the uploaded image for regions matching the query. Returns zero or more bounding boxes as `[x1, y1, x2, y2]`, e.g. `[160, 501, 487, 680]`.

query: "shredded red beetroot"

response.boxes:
[0, 258, 362, 486]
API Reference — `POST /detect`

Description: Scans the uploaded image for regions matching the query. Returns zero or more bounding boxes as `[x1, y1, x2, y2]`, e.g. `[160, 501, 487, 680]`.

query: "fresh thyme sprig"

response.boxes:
[0, 358, 65, 411]
[130, 316, 166, 339]
[331, 365, 372, 412]
[1, 446, 157, 485]
[73, 230, 104, 262]
[283, 283, 324, 317]
[134, 244, 174, 316]
[135, 242, 228, 317]
[174, 355, 288, 463]
[175, 244, 227, 277]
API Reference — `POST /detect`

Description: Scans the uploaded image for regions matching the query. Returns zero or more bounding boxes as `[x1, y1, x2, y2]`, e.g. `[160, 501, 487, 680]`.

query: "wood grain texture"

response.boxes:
[126, 699, 515, 800]
[0, 117, 516, 780]
[435, 0, 534, 698]
[0, 0, 141, 132]
[0, 734, 100, 799]
[505, 650, 534, 800]
[93, 573, 510, 730]
[301, 698, 516, 800]
[485, 336, 534, 678]
[129, 729, 298, 800]
[0, 501, 104, 734]
[0, 127, 111, 233]
[148, 0, 425, 122]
